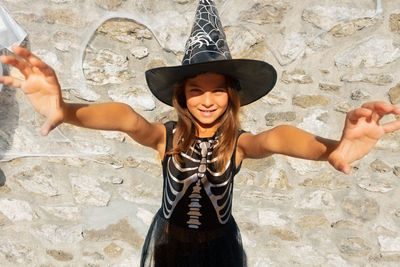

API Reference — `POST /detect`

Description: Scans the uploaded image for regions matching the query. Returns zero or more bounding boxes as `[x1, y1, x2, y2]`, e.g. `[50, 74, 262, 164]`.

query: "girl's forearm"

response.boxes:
[264, 125, 340, 161]
[61, 102, 137, 132]
[313, 136, 340, 161]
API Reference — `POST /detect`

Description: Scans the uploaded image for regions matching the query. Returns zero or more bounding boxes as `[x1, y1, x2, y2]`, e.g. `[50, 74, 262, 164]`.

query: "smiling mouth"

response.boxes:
[199, 109, 217, 113]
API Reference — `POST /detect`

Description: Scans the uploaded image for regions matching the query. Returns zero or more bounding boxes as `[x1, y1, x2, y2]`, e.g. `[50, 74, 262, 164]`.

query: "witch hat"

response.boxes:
[145, 0, 277, 106]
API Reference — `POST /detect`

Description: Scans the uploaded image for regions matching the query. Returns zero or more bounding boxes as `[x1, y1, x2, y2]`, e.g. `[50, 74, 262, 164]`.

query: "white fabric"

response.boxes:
[0, 6, 27, 51]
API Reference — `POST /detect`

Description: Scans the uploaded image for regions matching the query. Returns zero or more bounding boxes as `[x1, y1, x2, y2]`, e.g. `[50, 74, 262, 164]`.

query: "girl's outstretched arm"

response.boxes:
[0, 46, 165, 153]
[237, 101, 400, 174]
[62, 103, 165, 152]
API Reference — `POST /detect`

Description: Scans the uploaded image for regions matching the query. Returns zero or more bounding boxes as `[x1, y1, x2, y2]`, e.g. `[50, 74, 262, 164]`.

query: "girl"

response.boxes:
[1, 1, 400, 266]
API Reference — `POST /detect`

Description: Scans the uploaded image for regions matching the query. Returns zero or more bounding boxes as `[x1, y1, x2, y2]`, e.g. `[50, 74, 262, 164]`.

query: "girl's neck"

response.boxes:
[195, 123, 219, 138]
[196, 129, 217, 138]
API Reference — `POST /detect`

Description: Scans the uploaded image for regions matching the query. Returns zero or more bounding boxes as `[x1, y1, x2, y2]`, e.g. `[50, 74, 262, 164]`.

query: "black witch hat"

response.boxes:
[145, 0, 277, 106]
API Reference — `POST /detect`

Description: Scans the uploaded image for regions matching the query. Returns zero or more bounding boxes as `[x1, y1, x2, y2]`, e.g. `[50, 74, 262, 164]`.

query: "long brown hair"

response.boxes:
[167, 74, 241, 172]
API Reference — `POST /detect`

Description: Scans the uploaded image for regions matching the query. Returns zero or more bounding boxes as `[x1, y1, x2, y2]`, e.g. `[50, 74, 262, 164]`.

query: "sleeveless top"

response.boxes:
[140, 121, 248, 267]
[160, 121, 244, 230]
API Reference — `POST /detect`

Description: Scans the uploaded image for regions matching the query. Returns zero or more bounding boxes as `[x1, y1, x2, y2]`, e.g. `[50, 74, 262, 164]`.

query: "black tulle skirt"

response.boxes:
[140, 210, 247, 267]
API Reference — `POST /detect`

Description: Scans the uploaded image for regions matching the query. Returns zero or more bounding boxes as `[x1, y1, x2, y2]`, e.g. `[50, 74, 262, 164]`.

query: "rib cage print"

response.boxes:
[162, 135, 234, 229]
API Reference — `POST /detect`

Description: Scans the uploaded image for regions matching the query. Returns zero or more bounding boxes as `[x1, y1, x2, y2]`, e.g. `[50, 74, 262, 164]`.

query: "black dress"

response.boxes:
[141, 121, 247, 267]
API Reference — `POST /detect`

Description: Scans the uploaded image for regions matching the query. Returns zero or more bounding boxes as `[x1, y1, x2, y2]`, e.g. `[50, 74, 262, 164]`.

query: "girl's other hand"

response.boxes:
[0, 46, 64, 136]
[329, 101, 400, 174]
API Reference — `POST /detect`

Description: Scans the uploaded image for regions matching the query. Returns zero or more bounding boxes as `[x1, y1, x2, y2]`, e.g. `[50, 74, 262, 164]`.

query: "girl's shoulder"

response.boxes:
[164, 120, 177, 127]
[163, 121, 177, 151]
[164, 121, 177, 134]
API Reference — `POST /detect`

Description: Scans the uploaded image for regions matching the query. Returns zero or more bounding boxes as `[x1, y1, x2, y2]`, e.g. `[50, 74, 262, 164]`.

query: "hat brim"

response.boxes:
[145, 59, 277, 106]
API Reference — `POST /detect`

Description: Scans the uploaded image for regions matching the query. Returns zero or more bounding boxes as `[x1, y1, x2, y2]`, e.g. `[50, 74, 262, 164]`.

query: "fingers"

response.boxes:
[40, 122, 51, 136]
[362, 101, 398, 116]
[382, 119, 400, 133]
[353, 101, 400, 125]
[328, 156, 351, 175]
[340, 164, 351, 175]
[12, 46, 38, 65]
[331, 161, 350, 174]
[3, 46, 55, 78]
[347, 108, 372, 123]
[12, 46, 54, 76]
[0, 75, 24, 89]
[40, 119, 57, 136]
[0, 54, 33, 77]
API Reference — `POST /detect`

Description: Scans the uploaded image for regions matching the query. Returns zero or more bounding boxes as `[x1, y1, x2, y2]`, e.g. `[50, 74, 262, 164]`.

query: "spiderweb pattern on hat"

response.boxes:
[182, 0, 231, 65]
[145, 0, 278, 107]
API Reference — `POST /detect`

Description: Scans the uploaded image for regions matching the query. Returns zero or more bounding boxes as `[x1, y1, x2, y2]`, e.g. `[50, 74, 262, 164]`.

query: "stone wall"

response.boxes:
[0, 0, 400, 266]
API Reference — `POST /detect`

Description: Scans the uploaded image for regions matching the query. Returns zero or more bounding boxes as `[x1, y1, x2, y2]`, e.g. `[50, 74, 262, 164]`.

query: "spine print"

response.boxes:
[186, 180, 202, 229]
[186, 141, 209, 229]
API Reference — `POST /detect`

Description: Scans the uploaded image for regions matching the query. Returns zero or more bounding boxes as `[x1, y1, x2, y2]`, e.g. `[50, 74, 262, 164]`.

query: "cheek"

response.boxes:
[217, 94, 229, 109]
[185, 96, 198, 111]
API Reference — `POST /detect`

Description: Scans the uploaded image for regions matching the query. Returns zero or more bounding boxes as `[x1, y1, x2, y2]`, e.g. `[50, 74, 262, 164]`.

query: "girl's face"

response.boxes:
[184, 72, 229, 132]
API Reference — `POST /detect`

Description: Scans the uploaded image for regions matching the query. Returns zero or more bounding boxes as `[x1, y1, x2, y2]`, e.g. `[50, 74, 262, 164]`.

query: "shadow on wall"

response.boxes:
[0, 46, 21, 187]
[0, 169, 5, 186]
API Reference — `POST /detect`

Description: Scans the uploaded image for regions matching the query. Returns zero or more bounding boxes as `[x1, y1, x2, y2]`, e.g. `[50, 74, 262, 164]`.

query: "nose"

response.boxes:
[201, 92, 214, 107]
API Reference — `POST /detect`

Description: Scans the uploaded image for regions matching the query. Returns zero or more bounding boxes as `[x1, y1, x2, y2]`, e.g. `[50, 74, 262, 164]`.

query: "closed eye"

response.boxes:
[189, 88, 202, 94]
[213, 88, 227, 93]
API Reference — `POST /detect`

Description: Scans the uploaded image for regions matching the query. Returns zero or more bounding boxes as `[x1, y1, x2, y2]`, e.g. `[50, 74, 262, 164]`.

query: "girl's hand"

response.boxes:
[328, 101, 400, 174]
[0, 46, 64, 136]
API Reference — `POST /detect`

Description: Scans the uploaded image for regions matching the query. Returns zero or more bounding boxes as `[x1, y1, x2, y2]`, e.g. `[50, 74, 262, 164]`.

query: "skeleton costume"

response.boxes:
[142, 0, 277, 266]
[141, 122, 247, 266]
